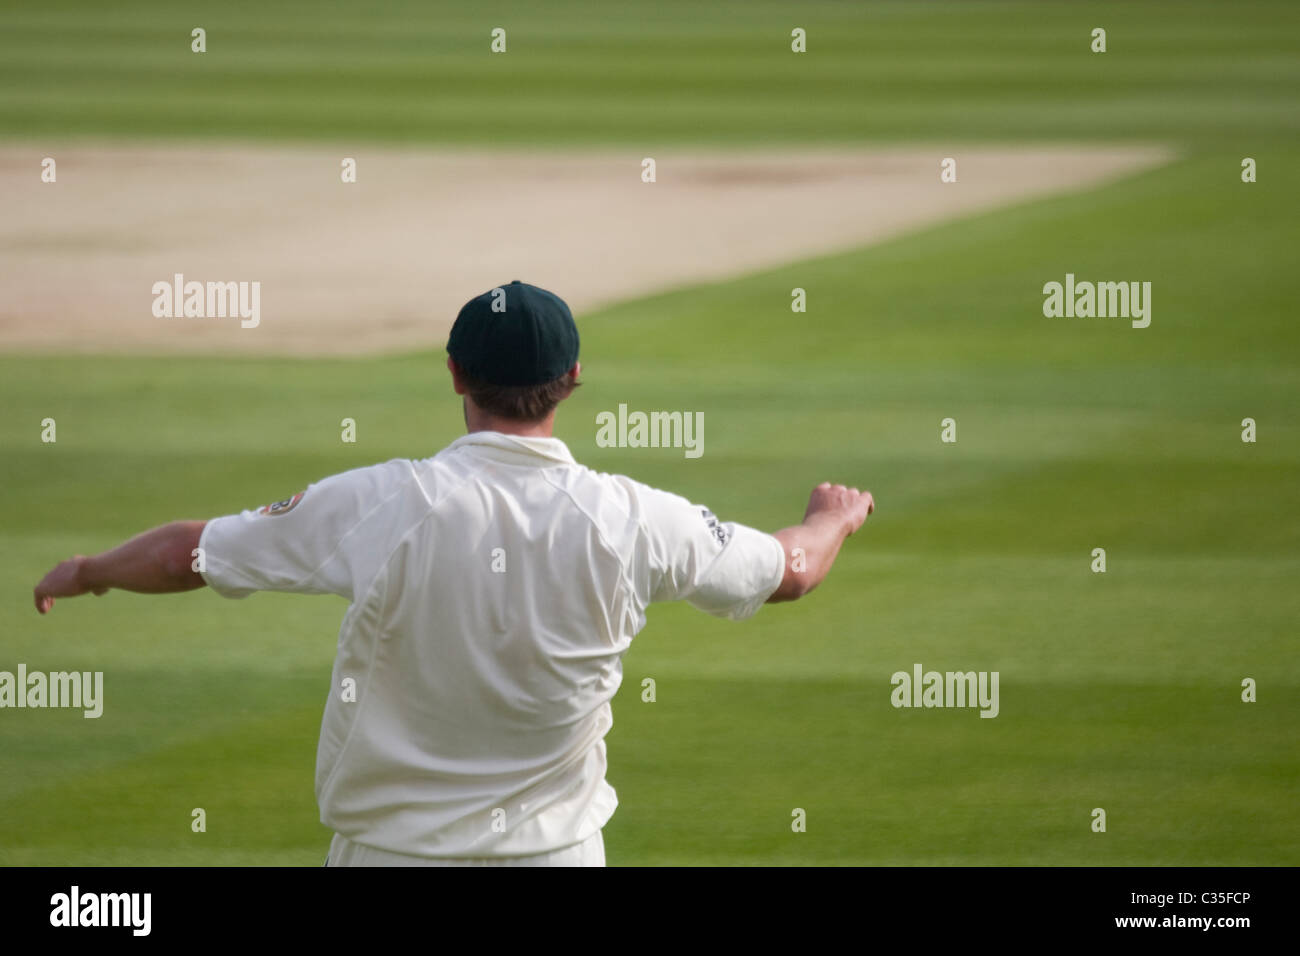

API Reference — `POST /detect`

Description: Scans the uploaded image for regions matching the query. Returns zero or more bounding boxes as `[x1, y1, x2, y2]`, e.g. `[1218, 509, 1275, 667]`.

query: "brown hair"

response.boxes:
[460, 369, 580, 422]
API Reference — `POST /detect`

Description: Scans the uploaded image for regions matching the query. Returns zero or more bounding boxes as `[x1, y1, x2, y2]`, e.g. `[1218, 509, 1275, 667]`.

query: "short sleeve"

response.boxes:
[639, 487, 786, 621]
[200, 463, 404, 601]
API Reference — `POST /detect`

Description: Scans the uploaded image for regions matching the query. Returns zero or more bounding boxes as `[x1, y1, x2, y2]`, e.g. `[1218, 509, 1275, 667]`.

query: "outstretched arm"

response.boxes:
[767, 483, 874, 603]
[34, 520, 208, 614]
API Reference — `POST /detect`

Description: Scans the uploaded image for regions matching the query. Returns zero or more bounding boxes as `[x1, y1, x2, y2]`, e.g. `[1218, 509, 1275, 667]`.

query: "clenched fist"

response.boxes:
[34, 555, 106, 614]
[803, 482, 875, 536]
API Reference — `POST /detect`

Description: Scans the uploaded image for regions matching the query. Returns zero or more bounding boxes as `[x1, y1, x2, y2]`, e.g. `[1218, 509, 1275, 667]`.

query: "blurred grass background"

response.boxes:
[1, 0, 1297, 146]
[0, 0, 1297, 864]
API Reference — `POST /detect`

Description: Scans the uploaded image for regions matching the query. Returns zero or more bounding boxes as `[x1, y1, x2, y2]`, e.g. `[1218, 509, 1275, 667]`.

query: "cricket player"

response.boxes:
[32, 281, 874, 866]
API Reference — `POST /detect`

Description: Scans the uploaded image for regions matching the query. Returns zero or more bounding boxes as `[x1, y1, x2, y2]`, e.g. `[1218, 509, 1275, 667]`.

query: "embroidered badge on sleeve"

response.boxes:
[258, 492, 304, 517]
[700, 507, 729, 547]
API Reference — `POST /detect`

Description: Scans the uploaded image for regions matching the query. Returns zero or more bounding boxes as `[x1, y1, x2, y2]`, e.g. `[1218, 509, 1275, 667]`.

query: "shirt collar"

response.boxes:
[446, 430, 577, 466]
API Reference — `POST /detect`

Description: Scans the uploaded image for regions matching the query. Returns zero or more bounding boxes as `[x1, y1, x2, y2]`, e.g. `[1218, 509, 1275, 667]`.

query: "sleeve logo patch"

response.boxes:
[700, 507, 729, 548]
[258, 492, 304, 517]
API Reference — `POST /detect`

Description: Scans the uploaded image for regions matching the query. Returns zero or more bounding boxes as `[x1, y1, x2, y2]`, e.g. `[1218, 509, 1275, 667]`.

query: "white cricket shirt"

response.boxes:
[199, 431, 786, 858]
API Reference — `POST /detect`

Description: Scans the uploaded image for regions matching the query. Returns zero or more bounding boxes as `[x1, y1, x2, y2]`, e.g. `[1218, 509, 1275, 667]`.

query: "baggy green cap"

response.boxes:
[446, 281, 580, 386]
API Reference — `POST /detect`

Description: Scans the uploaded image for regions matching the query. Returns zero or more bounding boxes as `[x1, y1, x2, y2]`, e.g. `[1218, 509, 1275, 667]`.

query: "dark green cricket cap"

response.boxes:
[446, 280, 580, 386]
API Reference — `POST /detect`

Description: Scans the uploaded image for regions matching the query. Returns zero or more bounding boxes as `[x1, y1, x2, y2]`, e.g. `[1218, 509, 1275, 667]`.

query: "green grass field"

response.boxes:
[1, 0, 1298, 864]
[2, 0, 1298, 146]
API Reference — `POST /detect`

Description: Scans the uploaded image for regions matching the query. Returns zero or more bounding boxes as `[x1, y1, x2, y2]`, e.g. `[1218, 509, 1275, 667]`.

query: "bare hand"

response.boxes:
[34, 556, 105, 615]
[804, 482, 875, 536]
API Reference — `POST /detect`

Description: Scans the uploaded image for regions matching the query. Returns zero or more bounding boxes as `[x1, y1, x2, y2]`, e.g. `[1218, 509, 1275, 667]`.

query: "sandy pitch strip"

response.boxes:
[0, 144, 1171, 356]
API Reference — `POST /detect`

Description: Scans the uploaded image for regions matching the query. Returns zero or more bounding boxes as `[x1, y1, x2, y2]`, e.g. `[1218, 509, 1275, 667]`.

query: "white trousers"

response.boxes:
[326, 830, 605, 867]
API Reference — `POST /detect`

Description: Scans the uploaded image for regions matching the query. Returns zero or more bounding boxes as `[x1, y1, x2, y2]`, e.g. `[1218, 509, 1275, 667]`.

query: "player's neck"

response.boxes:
[464, 406, 557, 439]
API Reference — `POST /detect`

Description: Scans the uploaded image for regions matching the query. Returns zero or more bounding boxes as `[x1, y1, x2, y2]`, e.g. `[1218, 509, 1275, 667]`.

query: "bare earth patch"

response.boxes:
[0, 143, 1171, 356]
